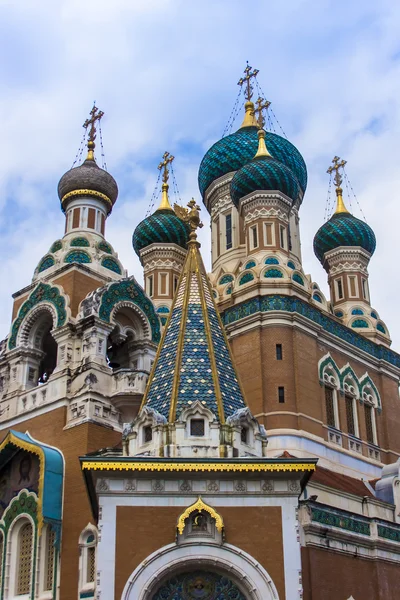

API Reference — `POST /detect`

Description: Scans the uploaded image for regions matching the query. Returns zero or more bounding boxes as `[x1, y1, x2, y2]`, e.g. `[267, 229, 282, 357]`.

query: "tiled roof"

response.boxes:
[142, 236, 246, 422]
[311, 465, 374, 498]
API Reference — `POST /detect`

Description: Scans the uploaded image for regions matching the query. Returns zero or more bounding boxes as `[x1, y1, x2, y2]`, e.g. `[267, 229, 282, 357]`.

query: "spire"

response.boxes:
[254, 128, 272, 158]
[327, 156, 349, 214]
[156, 151, 174, 211]
[140, 199, 247, 424]
[238, 63, 260, 128]
[83, 104, 104, 161]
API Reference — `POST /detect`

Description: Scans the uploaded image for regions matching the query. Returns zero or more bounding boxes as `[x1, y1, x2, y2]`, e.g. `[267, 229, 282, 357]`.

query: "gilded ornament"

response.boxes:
[177, 497, 224, 535]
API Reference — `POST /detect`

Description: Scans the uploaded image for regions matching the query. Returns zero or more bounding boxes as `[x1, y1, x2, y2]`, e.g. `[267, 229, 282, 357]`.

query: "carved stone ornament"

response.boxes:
[234, 480, 247, 493]
[261, 480, 274, 493]
[153, 480, 165, 492]
[180, 480, 192, 492]
[125, 479, 136, 491]
[207, 480, 219, 492]
[288, 480, 301, 493]
[98, 479, 109, 492]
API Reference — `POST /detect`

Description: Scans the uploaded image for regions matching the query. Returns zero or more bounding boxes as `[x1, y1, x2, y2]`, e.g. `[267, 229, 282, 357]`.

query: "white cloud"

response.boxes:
[0, 0, 399, 350]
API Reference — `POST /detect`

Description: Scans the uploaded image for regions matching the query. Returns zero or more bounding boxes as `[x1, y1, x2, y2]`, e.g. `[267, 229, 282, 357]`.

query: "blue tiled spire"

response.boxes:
[141, 226, 246, 423]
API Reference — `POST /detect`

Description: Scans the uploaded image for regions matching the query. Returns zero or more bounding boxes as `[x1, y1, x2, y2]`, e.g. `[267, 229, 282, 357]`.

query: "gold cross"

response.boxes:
[83, 104, 104, 144]
[158, 151, 175, 184]
[327, 156, 347, 189]
[237, 63, 259, 102]
[255, 96, 271, 128]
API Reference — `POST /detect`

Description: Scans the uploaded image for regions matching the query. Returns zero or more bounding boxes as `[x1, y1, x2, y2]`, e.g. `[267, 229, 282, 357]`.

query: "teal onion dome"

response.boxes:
[198, 125, 307, 199]
[313, 211, 376, 264]
[132, 209, 190, 256]
[230, 153, 301, 207]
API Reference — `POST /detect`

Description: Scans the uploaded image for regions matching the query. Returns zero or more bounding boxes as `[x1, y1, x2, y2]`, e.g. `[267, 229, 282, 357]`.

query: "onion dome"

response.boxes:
[58, 140, 118, 215]
[230, 129, 301, 207]
[132, 183, 190, 256]
[198, 102, 307, 199]
[314, 188, 376, 264]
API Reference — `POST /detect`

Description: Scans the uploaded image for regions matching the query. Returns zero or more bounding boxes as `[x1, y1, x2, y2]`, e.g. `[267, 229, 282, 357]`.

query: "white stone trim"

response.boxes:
[121, 541, 280, 600]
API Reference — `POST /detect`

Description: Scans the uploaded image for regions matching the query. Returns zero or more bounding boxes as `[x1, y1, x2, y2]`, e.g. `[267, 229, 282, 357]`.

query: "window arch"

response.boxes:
[79, 524, 98, 597]
[319, 355, 340, 431]
[342, 371, 360, 438]
[360, 381, 379, 447]
[9, 518, 34, 597]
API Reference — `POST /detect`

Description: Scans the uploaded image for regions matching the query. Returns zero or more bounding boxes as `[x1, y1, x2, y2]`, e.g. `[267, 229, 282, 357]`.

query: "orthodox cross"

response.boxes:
[158, 151, 175, 184]
[237, 63, 259, 101]
[327, 156, 347, 189]
[83, 105, 104, 144]
[255, 96, 271, 128]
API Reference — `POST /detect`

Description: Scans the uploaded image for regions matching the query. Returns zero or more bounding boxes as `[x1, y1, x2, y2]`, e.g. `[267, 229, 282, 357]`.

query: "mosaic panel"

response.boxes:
[9, 283, 67, 349]
[287, 260, 296, 269]
[264, 269, 283, 278]
[50, 240, 62, 253]
[219, 274, 234, 285]
[311, 506, 370, 536]
[238, 272, 254, 285]
[265, 257, 279, 265]
[98, 241, 113, 254]
[152, 570, 246, 600]
[221, 294, 400, 369]
[292, 273, 304, 285]
[352, 319, 369, 328]
[98, 278, 160, 342]
[101, 257, 122, 274]
[38, 256, 55, 273]
[70, 237, 89, 247]
[244, 260, 256, 269]
[64, 250, 91, 264]
[313, 293, 322, 303]
[377, 524, 400, 542]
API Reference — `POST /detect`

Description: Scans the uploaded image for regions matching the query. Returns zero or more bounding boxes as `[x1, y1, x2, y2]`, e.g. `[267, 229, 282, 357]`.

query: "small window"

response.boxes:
[336, 278, 343, 300]
[276, 344, 283, 360]
[144, 426, 152, 443]
[364, 404, 374, 444]
[87, 546, 95, 584]
[345, 395, 355, 436]
[362, 278, 369, 301]
[28, 367, 36, 382]
[159, 273, 168, 295]
[348, 275, 357, 297]
[250, 225, 258, 250]
[264, 222, 274, 246]
[225, 213, 232, 250]
[147, 275, 154, 298]
[17, 522, 33, 595]
[44, 527, 56, 592]
[174, 276, 179, 292]
[190, 419, 205, 436]
[279, 226, 286, 249]
[278, 386, 285, 403]
[241, 427, 248, 444]
[325, 387, 336, 428]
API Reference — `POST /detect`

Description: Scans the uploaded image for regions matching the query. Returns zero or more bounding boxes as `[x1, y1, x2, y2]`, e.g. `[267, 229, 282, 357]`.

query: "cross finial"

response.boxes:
[238, 62, 259, 102]
[327, 156, 349, 214]
[255, 96, 271, 128]
[327, 156, 347, 190]
[158, 151, 175, 184]
[83, 104, 104, 160]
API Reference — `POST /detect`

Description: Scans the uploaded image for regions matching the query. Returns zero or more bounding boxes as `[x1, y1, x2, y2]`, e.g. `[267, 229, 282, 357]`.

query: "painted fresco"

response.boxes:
[0, 450, 40, 517]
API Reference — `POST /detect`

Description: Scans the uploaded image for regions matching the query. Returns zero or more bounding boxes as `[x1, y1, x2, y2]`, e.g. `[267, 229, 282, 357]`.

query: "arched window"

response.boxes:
[16, 521, 34, 595]
[342, 373, 360, 438]
[79, 525, 97, 597]
[361, 382, 379, 447]
[23, 309, 57, 387]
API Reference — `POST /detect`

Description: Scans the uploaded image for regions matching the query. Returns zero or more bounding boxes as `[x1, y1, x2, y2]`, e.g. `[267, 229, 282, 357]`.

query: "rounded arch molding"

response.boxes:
[8, 283, 69, 350]
[110, 301, 152, 341]
[121, 541, 280, 600]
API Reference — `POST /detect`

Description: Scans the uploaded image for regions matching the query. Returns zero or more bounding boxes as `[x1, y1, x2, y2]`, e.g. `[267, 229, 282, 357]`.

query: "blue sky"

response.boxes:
[0, 0, 399, 347]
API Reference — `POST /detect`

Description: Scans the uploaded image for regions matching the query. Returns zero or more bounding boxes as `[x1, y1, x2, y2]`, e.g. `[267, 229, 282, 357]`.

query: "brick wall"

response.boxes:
[1, 409, 120, 600]
[115, 505, 285, 599]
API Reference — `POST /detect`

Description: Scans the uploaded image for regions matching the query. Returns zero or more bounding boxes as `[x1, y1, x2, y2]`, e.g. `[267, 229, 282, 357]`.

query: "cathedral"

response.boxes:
[0, 65, 399, 600]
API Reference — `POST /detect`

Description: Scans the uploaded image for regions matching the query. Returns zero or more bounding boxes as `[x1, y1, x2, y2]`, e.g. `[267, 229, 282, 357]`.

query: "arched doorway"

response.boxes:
[151, 569, 247, 599]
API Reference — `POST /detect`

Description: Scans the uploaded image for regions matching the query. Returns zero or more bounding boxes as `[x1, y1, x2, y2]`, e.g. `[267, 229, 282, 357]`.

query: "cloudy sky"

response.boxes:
[0, 0, 399, 347]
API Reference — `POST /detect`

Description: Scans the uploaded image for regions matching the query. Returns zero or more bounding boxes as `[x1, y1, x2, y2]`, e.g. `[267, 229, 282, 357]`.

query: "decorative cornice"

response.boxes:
[221, 294, 400, 370]
[61, 188, 112, 208]
[81, 459, 316, 473]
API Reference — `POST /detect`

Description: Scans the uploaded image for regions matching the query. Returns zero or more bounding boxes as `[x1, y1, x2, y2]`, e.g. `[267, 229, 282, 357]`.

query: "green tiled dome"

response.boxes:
[313, 212, 376, 263]
[198, 126, 307, 198]
[230, 155, 301, 207]
[132, 209, 190, 256]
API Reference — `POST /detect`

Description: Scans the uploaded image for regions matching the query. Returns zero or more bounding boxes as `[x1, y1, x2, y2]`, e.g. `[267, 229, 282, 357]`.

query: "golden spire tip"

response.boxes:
[327, 156, 349, 215]
[254, 128, 271, 158]
[83, 104, 104, 162]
